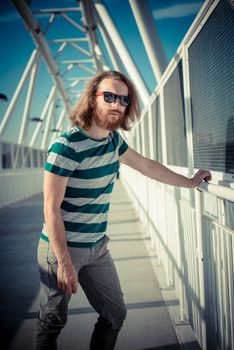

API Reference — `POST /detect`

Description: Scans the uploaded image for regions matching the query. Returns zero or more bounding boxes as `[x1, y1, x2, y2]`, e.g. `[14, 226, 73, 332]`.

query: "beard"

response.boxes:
[92, 106, 124, 131]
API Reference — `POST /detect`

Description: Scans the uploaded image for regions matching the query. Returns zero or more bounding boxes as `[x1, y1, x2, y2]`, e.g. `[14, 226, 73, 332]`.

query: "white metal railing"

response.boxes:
[121, 167, 234, 350]
[121, 1, 234, 349]
[0, 141, 46, 170]
[0, 141, 45, 205]
[0, 168, 43, 206]
[199, 182, 234, 202]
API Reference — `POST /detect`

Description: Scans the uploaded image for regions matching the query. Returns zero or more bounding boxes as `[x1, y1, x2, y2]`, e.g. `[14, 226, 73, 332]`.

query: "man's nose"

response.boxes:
[111, 98, 121, 108]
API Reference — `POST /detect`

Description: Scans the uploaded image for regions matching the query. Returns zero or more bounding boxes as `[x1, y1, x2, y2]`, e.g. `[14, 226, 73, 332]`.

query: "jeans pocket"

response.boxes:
[38, 239, 58, 266]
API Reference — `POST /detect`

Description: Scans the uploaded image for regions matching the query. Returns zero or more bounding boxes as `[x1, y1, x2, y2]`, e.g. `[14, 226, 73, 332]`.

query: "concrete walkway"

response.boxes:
[0, 180, 181, 350]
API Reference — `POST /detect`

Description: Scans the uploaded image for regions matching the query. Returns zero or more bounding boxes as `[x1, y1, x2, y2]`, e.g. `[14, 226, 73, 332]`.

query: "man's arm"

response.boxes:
[43, 171, 78, 294]
[120, 147, 212, 188]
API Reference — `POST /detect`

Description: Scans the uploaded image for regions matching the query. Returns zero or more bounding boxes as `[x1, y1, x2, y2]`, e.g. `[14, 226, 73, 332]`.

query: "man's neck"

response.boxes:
[81, 123, 110, 140]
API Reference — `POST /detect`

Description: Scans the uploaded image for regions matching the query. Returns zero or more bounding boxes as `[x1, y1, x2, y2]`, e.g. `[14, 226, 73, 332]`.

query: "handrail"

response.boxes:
[198, 182, 234, 202]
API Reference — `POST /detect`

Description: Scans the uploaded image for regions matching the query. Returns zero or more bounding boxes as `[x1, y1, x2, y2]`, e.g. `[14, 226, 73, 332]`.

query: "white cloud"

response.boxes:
[153, 2, 204, 20]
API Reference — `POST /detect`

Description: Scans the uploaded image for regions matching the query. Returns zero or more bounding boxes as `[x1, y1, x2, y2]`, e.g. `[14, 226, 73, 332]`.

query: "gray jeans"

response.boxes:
[36, 236, 127, 350]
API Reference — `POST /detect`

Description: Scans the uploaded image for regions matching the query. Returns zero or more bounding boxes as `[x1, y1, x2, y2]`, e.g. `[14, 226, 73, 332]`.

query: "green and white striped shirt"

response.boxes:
[41, 125, 128, 247]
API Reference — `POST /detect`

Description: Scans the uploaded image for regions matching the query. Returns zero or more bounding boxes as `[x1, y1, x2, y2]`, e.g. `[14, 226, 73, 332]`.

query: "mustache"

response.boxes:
[108, 110, 123, 116]
[93, 108, 124, 131]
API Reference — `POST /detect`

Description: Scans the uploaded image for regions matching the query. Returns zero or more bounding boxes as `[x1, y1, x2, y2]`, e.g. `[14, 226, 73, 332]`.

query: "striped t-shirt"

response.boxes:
[41, 125, 128, 247]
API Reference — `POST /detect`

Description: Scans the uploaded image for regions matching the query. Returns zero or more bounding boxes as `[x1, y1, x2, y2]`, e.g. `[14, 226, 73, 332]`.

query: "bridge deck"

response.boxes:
[0, 180, 182, 350]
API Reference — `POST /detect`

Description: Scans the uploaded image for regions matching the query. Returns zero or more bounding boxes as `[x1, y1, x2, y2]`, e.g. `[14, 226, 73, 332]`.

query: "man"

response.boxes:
[36, 70, 211, 350]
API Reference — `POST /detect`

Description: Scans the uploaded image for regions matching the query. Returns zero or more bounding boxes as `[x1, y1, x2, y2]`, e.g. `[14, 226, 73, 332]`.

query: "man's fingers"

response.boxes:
[58, 280, 66, 292]
[65, 280, 77, 294]
[57, 279, 78, 294]
[72, 280, 78, 294]
[58, 281, 73, 294]
[204, 174, 212, 182]
[199, 170, 212, 182]
[70, 275, 78, 294]
[57, 265, 78, 294]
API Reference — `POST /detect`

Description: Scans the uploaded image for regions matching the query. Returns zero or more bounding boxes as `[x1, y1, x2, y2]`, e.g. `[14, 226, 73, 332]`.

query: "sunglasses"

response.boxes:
[95, 91, 130, 107]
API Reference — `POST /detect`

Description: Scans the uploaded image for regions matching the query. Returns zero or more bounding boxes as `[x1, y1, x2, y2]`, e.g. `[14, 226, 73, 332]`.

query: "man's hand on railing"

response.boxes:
[192, 169, 212, 188]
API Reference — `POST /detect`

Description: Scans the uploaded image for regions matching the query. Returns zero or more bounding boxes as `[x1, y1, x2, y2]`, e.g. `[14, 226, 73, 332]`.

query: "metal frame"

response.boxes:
[93, 0, 150, 105]
[0, 49, 40, 136]
[129, 0, 167, 82]
[1, 2, 233, 348]
[2, 0, 166, 151]
[121, 1, 234, 350]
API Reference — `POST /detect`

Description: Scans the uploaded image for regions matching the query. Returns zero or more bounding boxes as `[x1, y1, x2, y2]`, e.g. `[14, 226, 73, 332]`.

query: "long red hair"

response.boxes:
[69, 71, 141, 131]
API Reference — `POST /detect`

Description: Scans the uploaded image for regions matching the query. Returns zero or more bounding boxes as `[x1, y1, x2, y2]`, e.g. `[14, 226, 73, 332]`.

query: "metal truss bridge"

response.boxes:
[0, 1, 233, 349]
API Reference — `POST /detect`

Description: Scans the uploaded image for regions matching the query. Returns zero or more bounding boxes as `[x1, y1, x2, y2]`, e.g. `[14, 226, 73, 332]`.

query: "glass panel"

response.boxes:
[189, 0, 234, 173]
[152, 96, 162, 163]
[164, 61, 187, 167]
[143, 113, 150, 158]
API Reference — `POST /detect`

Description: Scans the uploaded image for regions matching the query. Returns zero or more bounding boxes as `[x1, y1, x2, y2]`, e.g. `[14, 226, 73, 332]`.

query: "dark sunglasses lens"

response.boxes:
[103, 92, 129, 106]
[119, 96, 129, 107]
[103, 92, 115, 103]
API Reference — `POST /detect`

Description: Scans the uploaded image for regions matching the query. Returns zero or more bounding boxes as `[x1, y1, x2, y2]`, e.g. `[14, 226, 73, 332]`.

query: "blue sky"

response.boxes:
[0, 0, 204, 144]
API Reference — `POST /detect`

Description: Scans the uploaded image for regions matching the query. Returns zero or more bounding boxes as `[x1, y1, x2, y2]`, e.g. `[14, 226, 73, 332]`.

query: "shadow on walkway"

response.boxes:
[0, 194, 43, 349]
[0, 181, 181, 350]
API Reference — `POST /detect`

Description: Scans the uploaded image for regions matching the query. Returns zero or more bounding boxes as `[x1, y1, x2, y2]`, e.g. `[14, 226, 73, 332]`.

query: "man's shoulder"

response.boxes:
[111, 130, 121, 141]
[112, 130, 120, 136]
[60, 125, 87, 143]
[112, 130, 127, 145]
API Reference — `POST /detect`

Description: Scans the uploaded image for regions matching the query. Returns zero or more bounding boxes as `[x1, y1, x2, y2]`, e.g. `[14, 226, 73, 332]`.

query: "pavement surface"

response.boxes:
[0, 180, 181, 350]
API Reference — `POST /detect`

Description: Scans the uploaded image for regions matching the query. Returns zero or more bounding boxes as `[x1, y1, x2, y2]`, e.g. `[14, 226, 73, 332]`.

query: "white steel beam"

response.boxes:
[93, 0, 150, 105]
[75, 63, 96, 75]
[95, 10, 122, 71]
[53, 42, 67, 59]
[80, 0, 104, 73]
[0, 49, 39, 135]
[61, 13, 86, 33]
[65, 77, 91, 81]
[93, 43, 110, 71]
[43, 14, 56, 36]
[199, 182, 234, 202]
[96, 26, 119, 71]
[182, 44, 195, 177]
[41, 97, 55, 150]
[18, 57, 39, 144]
[30, 86, 57, 147]
[49, 109, 67, 147]
[61, 64, 74, 78]
[60, 59, 94, 64]
[33, 8, 82, 15]
[69, 42, 92, 57]
[11, 0, 71, 114]
[69, 80, 80, 87]
[49, 38, 89, 43]
[129, 0, 167, 82]
[195, 189, 207, 350]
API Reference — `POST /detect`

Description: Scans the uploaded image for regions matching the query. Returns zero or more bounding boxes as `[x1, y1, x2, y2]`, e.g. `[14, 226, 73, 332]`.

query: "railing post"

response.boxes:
[195, 188, 207, 350]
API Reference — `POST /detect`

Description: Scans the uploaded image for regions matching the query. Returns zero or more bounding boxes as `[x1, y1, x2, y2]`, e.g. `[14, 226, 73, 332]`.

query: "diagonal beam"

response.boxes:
[80, 0, 104, 73]
[129, 0, 167, 82]
[93, 0, 150, 105]
[95, 10, 122, 72]
[18, 56, 40, 144]
[11, 0, 71, 114]
[0, 49, 39, 135]
[29, 86, 57, 147]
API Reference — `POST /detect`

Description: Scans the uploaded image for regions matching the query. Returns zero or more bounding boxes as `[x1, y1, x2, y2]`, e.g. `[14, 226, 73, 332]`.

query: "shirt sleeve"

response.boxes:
[118, 133, 128, 156]
[44, 136, 78, 177]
